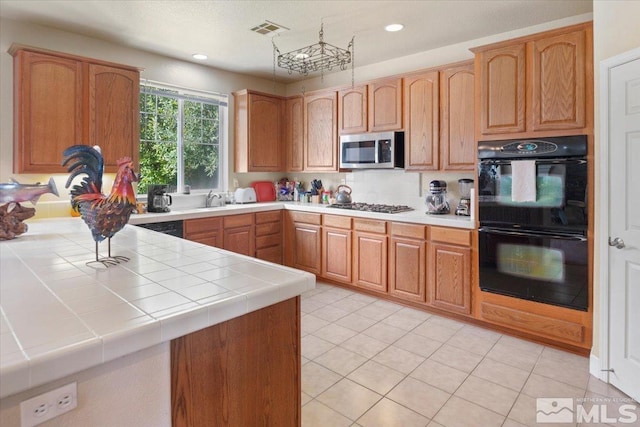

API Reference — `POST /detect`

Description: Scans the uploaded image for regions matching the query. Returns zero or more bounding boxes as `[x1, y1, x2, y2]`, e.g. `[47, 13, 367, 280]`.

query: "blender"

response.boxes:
[425, 180, 450, 214]
[455, 179, 474, 216]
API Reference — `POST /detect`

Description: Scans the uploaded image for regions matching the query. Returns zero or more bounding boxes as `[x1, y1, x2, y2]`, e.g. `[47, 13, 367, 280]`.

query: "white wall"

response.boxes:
[590, 0, 640, 360]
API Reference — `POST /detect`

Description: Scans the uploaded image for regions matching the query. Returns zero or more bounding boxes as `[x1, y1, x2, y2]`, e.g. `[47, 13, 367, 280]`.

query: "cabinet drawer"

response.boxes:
[184, 217, 222, 235]
[430, 226, 471, 246]
[353, 218, 386, 234]
[256, 234, 282, 249]
[223, 213, 254, 228]
[480, 302, 584, 344]
[390, 222, 426, 239]
[289, 211, 322, 225]
[255, 210, 281, 224]
[323, 214, 352, 229]
[256, 221, 281, 236]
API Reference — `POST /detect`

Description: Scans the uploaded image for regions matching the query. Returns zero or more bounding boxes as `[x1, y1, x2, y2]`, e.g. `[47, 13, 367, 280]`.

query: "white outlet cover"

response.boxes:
[20, 382, 77, 427]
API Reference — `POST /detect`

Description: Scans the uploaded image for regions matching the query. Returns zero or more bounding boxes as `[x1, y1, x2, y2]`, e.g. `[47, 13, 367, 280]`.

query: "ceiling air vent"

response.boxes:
[250, 20, 289, 36]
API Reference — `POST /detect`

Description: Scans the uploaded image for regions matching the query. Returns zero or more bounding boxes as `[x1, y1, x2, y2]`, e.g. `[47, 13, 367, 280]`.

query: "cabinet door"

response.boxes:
[531, 29, 587, 131]
[88, 64, 140, 172]
[388, 236, 426, 303]
[184, 217, 223, 248]
[223, 225, 255, 257]
[322, 228, 352, 283]
[291, 224, 322, 274]
[368, 78, 403, 131]
[403, 71, 439, 170]
[285, 96, 304, 172]
[304, 91, 338, 171]
[338, 85, 368, 134]
[250, 94, 283, 171]
[353, 231, 388, 293]
[429, 243, 471, 315]
[440, 62, 475, 170]
[13, 51, 84, 173]
[477, 44, 526, 135]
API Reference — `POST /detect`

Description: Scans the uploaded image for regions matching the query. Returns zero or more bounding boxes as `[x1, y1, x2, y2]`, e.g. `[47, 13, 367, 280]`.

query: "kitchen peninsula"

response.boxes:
[0, 218, 314, 425]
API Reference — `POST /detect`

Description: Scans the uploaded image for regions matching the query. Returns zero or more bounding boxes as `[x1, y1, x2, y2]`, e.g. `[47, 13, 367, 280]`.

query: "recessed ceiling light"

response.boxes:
[385, 24, 404, 32]
[192, 53, 208, 60]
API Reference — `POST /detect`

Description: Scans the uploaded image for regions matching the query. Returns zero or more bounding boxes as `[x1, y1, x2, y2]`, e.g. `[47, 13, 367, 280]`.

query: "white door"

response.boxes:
[608, 55, 640, 401]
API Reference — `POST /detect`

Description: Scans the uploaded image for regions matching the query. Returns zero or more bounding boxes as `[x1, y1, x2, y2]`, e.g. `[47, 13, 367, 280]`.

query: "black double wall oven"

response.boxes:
[478, 136, 588, 311]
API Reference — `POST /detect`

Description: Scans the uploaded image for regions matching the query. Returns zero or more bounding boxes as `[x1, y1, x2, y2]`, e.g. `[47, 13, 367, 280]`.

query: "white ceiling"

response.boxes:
[0, 0, 592, 82]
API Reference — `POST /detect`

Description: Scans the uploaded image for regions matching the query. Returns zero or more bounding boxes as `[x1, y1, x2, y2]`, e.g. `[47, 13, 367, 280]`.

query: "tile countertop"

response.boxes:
[0, 218, 315, 399]
[129, 201, 476, 230]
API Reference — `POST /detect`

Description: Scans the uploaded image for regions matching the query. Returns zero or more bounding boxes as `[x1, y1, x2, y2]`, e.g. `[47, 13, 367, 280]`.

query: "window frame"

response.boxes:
[139, 80, 228, 193]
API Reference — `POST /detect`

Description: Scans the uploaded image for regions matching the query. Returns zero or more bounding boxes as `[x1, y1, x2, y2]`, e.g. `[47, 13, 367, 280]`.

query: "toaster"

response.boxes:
[234, 187, 257, 204]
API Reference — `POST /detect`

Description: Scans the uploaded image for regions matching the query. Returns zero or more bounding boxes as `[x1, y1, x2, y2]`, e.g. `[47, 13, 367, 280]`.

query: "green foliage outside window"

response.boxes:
[138, 85, 220, 194]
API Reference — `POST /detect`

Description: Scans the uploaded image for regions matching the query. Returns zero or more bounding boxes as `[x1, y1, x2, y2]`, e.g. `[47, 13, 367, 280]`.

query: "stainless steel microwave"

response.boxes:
[339, 131, 404, 169]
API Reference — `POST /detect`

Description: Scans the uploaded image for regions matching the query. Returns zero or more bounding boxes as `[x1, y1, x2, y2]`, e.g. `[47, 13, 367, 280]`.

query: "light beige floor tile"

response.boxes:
[311, 304, 350, 322]
[301, 392, 313, 406]
[485, 341, 540, 372]
[410, 358, 469, 394]
[502, 419, 528, 427]
[301, 313, 330, 334]
[541, 346, 590, 368]
[446, 328, 499, 356]
[317, 378, 382, 421]
[458, 324, 502, 341]
[357, 397, 430, 427]
[387, 377, 451, 419]
[362, 322, 407, 344]
[302, 334, 336, 360]
[311, 289, 351, 305]
[522, 373, 586, 399]
[498, 334, 545, 354]
[347, 360, 405, 395]
[341, 333, 389, 359]
[314, 346, 368, 377]
[394, 332, 443, 358]
[427, 422, 445, 427]
[332, 297, 371, 313]
[586, 375, 631, 399]
[429, 344, 483, 373]
[355, 304, 397, 321]
[381, 308, 431, 331]
[335, 313, 379, 332]
[301, 298, 326, 314]
[454, 375, 519, 416]
[302, 361, 342, 397]
[425, 315, 465, 330]
[508, 393, 577, 427]
[372, 345, 426, 374]
[533, 354, 590, 390]
[433, 395, 505, 427]
[313, 323, 358, 345]
[412, 322, 458, 342]
[471, 357, 530, 392]
[302, 400, 352, 427]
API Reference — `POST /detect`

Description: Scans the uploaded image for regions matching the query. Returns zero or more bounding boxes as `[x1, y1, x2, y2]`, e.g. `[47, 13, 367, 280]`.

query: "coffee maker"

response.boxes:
[455, 179, 474, 216]
[147, 184, 172, 213]
[425, 180, 450, 214]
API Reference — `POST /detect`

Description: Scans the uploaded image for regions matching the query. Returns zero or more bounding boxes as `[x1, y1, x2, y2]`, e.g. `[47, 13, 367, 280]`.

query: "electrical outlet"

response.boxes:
[20, 382, 77, 427]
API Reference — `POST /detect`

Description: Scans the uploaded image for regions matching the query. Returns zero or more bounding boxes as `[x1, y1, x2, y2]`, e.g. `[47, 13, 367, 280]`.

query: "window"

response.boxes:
[139, 81, 228, 194]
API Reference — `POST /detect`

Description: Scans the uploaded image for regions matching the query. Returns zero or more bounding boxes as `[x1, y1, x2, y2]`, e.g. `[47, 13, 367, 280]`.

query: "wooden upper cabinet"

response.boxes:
[88, 64, 140, 171]
[304, 90, 338, 171]
[531, 29, 586, 131]
[284, 96, 304, 172]
[11, 47, 140, 173]
[440, 62, 475, 170]
[338, 85, 368, 134]
[476, 43, 526, 136]
[234, 90, 283, 172]
[368, 77, 403, 131]
[473, 22, 592, 138]
[403, 71, 439, 171]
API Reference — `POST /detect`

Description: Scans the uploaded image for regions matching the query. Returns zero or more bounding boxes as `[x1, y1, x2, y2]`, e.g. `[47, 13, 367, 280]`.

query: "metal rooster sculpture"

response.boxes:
[62, 145, 139, 268]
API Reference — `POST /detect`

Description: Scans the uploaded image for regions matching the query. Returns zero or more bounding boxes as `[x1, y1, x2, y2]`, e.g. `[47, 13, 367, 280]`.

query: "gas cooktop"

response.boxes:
[327, 202, 414, 214]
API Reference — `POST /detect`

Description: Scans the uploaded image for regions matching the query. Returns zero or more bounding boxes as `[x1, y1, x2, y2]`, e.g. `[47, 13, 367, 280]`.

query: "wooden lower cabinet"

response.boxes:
[255, 211, 283, 264]
[322, 215, 352, 284]
[171, 297, 300, 427]
[388, 223, 427, 303]
[285, 212, 322, 275]
[430, 242, 471, 315]
[184, 217, 222, 248]
[353, 231, 388, 293]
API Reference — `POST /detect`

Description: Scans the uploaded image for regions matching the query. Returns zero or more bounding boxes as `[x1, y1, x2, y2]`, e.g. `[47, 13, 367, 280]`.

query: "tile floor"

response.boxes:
[300, 282, 637, 427]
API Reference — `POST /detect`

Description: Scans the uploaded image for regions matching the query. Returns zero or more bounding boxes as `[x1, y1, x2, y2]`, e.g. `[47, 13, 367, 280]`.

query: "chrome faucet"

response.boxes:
[205, 190, 222, 207]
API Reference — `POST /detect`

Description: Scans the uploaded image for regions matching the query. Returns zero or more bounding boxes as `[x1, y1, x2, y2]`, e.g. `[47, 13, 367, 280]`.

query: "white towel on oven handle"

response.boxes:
[511, 160, 537, 202]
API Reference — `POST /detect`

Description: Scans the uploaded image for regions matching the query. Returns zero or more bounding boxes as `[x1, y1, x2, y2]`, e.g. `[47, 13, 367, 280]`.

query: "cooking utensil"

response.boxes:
[335, 185, 352, 204]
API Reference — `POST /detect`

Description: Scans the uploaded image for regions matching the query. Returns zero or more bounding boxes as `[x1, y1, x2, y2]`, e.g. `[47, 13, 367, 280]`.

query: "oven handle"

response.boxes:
[478, 158, 587, 166]
[479, 227, 587, 241]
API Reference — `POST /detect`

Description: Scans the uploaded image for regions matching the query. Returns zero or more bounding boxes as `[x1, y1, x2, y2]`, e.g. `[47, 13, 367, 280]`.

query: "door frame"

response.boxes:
[596, 46, 640, 382]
